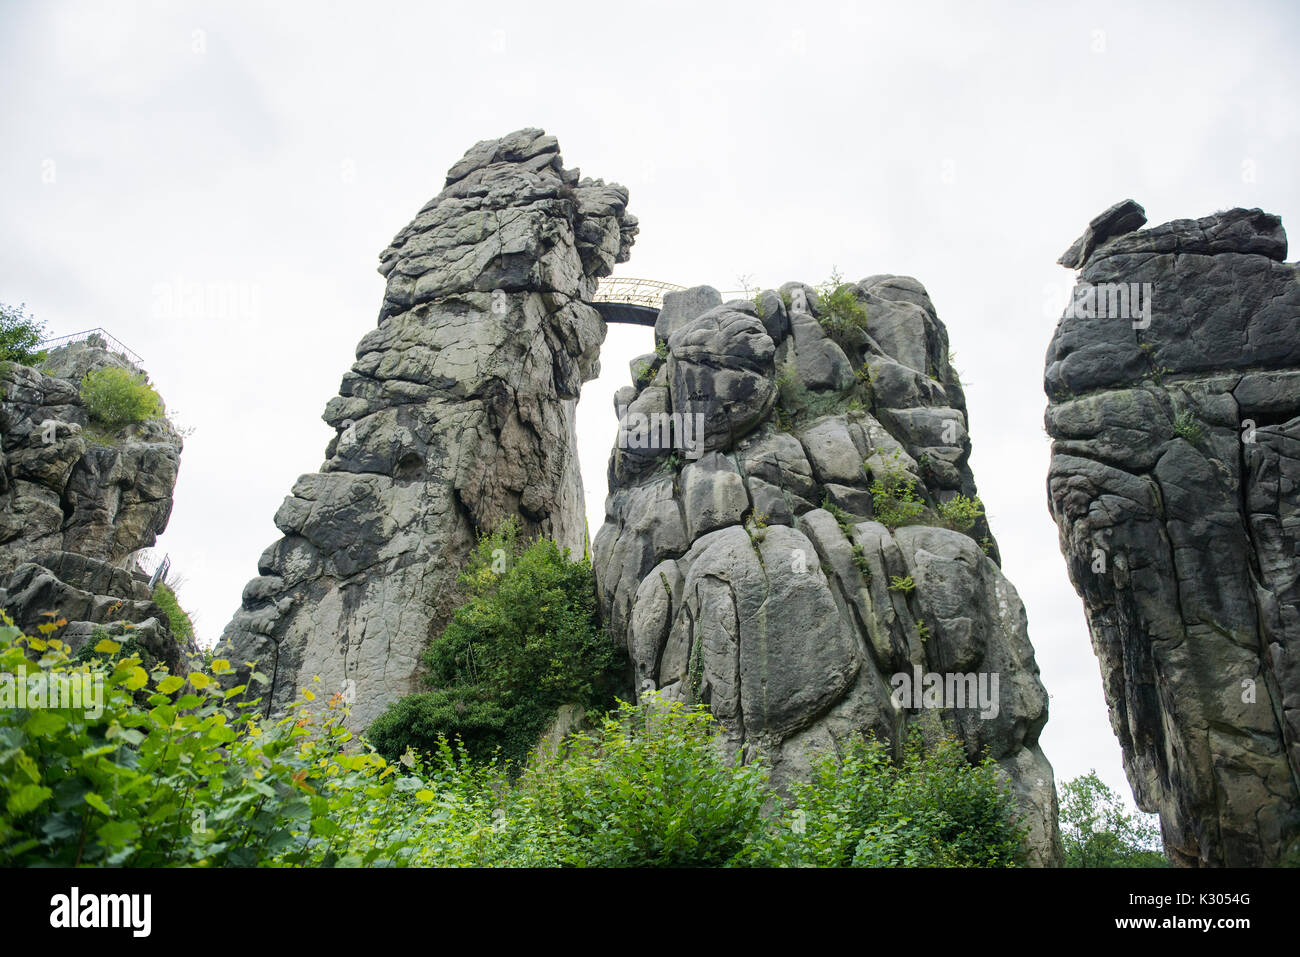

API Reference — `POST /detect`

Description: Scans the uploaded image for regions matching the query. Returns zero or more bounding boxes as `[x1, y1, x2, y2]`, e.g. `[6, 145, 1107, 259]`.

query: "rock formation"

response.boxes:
[218, 129, 1061, 864]
[217, 129, 637, 730]
[1046, 200, 1300, 866]
[593, 279, 1063, 865]
[0, 336, 193, 672]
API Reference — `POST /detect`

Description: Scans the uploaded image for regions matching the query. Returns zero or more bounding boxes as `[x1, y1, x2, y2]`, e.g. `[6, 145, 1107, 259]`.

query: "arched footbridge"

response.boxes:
[592, 277, 749, 326]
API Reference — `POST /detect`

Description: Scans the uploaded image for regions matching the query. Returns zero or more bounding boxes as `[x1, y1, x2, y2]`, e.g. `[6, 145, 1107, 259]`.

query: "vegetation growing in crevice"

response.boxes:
[365, 518, 625, 772]
[937, 494, 985, 532]
[79, 367, 165, 428]
[868, 463, 927, 530]
[814, 269, 870, 350]
[151, 582, 195, 643]
[1172, 407, 1203, 443]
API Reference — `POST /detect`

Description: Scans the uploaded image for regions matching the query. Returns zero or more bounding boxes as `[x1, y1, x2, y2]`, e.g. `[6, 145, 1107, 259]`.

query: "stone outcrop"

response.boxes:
[217, 129, 637, 730]
[0, 337, 193, 673]
[1045, 201, 1300, 866]
[593, 278, 1063, 865]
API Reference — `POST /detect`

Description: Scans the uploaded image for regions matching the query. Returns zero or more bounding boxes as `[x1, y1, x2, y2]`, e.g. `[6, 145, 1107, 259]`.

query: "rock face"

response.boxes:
[1045, 201, 1300, 866]
[593, 279, 1063, 865]
[217, 129, 637, 730]
[0, 337, 193, 672]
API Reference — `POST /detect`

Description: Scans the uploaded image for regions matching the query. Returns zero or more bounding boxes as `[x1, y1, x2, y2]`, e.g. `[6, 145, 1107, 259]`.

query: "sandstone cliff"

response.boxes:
[593, 279, 1063, 865]
[0, 336, 193, 673]
[217, 129, 637, 729]
[1046, 200, 1300, 866]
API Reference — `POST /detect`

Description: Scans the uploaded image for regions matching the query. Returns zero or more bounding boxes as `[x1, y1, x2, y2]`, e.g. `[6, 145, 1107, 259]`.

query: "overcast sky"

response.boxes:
[3, 0, 1297, 811]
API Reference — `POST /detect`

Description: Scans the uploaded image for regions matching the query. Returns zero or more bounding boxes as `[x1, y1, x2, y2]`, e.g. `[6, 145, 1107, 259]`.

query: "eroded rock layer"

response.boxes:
[1046, 200, 1300, 866]
[218, 129, 637, 729]
[593, 279, 1063, 865]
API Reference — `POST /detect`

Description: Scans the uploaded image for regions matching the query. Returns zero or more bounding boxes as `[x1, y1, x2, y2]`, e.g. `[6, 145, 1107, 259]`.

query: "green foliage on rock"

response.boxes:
[815, 269, 869, 336]
[937, 493, 984, 532]
[79, 366, 164, 428]
[0, 303, 48, 366]
[151, 583, 195, 643]
[1059, 770, 1167, 867]
[870, 470, 926, 529]
[365, 518, 624, 771]
[1172, 407, 1203, 443]
[783, 726, 1028, 867]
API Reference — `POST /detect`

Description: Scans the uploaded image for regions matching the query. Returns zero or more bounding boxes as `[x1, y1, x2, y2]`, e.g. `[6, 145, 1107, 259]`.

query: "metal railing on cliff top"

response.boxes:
[592, 277, 752, 312]
[38, 328, 144, 366]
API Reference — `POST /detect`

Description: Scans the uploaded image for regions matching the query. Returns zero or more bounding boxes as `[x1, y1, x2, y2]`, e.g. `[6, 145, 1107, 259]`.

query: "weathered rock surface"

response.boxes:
[0, 337, 193, 672]
[594, 277, 1063, 864]
[1046, 202, 1300, 866]
[217, 129, 637, 730]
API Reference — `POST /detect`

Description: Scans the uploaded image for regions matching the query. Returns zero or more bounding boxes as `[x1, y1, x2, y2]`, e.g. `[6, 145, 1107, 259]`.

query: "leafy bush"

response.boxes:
[870, 472, 926, 529]
[151, 583, 195, 643]
[784, 726, 1028, 867]
[815, 269, 869, 343]
[937, 494, 984, 532]
[1059, 770, 1167, 867]
[0, 302, 47, 366]
[0, 612, 1030, 869]
[0, 614, 351, 866]
[366, 519, 624, 771]
[79, 367, 164, 428]
[509, 697, 777, 866]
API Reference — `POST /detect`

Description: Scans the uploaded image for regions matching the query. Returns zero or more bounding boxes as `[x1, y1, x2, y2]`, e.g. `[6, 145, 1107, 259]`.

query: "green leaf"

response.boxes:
[23, 711, 66, 737]
[84, 792, 114, 816]
[156, 675, 185, 695]
[7, 784, 53, 815]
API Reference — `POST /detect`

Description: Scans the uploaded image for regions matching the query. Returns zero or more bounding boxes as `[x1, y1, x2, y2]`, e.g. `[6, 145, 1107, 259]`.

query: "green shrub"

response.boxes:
[937, 494, 984, 532]
[151, 583, 195, 643]
[0, 613, 1031, 869]
[869, 472, 926, 529]
[0, 614, 347, 866]
[79, 366, 164, 428]
[366, 518, 624, 771]
[888, 574, 916, 594]
[0, 303, 47, 366]
[784, 726, 1028, 867]
[511, 697, 777, 866]
[1172, 408, 1202, 443]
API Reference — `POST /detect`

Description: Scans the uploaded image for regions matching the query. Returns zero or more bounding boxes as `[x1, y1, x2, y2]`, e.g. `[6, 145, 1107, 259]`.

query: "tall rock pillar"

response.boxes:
[219, 129, 637, 729]
[1046, 201, 1300, 866]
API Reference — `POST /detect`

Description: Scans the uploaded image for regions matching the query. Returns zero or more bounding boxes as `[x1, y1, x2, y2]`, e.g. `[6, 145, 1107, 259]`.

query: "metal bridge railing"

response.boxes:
[593, 277, 758, 312]
[38, 328, 143, 367]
